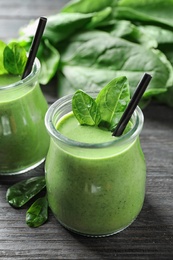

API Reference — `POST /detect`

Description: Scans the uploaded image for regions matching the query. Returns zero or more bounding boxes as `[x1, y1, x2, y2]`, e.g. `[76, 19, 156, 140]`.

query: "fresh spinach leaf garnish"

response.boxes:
[0, 40, 27, 76]
[3, 42, 27, 75]
[72, 90, 101, 126]
[72, 76, 130, 131]
[0, 40, 8, 75]
[96, 76, 130, 131]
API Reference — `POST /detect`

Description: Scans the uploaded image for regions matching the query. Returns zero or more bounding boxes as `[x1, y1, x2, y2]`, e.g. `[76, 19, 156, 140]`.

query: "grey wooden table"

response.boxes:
[0, 1, 173, 259]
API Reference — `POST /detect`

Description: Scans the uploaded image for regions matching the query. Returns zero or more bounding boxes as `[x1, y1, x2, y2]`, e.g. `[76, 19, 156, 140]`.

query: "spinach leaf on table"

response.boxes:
[137, 25, 173, 46]
[38, 39, 60, 85]
[138, 25, 173, 70]
[107, 20, 157, 49]
[86, 7, 113, 30]
[44, 12, 93, 45]
[6, 176, 46, 208]
[26, 195, 48, 228]
[61, 0, 118, 13]
[116, 0, 173, 28]
[19, 13, 93, 46]
[58, 34, 172, 99]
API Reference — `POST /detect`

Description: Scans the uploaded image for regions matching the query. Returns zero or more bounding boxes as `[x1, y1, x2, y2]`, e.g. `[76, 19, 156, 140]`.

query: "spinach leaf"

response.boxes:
[58, 30, 110, 63]
[6, 176, 46, 208]
[26, 195, 48, 228]
[72, 90, 101, 125]
[19, 13, 93, 47]
[137, 25, 173, 46]
[137, 25, 173, 71]
[72, 76, 130, 130]
[96, 76, 130, 130]
[38, 39, 60, 85]
[86, 7, 112, 30]
[0, 40, 8, 75]
[44, 13, 93, 45]
[59, 34, 173, 98]
[107, 20, 157, 48]
[116, 0, 173, 28]
[3, 42, 27, 75]
[62, 0, 118, 13]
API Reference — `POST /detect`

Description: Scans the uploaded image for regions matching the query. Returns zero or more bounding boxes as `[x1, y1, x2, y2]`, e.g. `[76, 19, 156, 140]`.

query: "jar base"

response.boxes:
[0, 158, 45, 176]
[57, 218, 136, 238]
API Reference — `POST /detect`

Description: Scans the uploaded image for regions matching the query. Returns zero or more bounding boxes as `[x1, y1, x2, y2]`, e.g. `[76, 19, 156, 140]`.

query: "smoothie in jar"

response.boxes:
[0, 58, 49, 175]
[45, 91, 146, 237]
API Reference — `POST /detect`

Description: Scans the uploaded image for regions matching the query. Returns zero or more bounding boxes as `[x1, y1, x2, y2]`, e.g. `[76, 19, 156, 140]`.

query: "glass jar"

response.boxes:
[0, 58, 49, 175]
[45, 92, 146, 237]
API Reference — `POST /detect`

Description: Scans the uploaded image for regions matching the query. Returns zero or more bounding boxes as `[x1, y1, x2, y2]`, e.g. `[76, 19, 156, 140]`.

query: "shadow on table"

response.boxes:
[0, 162, 45, 185]
[143, 103, 173, 127]
[70, 196, 173, 259]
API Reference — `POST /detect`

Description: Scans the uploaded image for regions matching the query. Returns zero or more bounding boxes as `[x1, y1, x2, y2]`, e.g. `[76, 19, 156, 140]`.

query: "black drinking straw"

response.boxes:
[112, 73, 152, 137]
[22, 16, 47, 79]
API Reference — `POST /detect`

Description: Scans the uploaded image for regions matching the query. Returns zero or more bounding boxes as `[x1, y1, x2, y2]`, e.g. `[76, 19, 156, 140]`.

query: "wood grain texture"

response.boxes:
[0, 0, 173, 259]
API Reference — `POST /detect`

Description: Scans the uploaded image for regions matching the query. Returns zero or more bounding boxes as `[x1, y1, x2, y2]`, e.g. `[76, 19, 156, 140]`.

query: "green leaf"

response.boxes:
[0, 40, 8, 75]
[96, 76, 130, 130]
[86, 7, 112, 29]
[3, 42, 27, 75]
[116, 0, 173, 28]
[38, 39, 60, 85]
[72, 90, 101, 125]
[44, 13, 93, 45]
[137, 25, 173, 45]
[26, 195, 48, 228]
[19, 13, 93, 46]
[108, 20, 157, 48]
[59, 34, 173, 98]
[62, 0, 118, 13]
[6, 176, 46, 208]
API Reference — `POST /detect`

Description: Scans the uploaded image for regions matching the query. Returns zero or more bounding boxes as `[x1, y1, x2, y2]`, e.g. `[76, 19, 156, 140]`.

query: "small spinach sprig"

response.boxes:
[72, 76, 130, 131]
[0, 40, 27, 75]
[6, 176, 48, 228]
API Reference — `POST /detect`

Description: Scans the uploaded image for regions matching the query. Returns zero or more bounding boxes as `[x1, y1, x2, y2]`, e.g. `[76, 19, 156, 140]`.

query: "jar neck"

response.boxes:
[0, 58, 40, 91]
[45, 93, 144, 149]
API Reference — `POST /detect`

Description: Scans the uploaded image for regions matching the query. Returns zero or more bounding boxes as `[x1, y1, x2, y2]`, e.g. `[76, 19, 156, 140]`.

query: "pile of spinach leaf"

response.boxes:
[16, 0, 173, 108]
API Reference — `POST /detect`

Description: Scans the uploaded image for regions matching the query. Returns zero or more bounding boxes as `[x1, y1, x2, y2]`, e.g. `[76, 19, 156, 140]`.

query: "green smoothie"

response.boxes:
[0, 74, 21, 87]
[0, 73, 49, 174]
[45, 110, 146, 236]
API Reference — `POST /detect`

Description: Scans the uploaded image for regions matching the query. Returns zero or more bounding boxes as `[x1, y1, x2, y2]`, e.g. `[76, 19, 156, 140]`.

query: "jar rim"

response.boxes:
[0, 58, 40, 90]
[45, 92, 144, 148]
